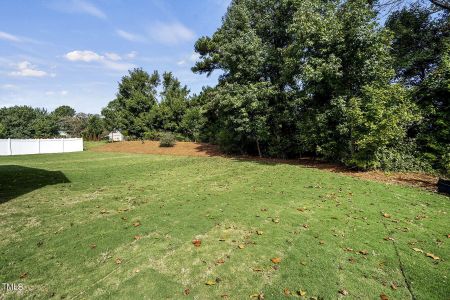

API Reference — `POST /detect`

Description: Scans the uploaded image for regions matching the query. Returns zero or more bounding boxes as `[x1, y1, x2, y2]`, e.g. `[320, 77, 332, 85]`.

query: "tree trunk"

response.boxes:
[256, 137, 262, 158]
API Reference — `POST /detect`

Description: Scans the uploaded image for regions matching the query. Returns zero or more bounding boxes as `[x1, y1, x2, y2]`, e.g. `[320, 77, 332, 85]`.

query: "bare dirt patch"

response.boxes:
[92, 141, 438, 191]
[92, 141, 222, 157]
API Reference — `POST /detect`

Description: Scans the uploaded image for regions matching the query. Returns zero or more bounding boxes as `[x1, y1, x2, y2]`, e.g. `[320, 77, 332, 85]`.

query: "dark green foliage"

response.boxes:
[0, 106, 58, 138]
[83, 115, 105, 140]
[159, 132, 176, 147]
[102, 69, 194, 141]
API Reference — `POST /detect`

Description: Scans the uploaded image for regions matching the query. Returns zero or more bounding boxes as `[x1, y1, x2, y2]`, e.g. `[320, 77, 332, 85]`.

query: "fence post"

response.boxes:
[62, 138, 65, 153]
[8, 138, 12, 155]
[38, 138, 41, 154]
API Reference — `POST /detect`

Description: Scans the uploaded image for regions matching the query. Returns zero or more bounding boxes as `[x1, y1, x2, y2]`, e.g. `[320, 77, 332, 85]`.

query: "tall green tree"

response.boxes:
[102, 68, 160, 138]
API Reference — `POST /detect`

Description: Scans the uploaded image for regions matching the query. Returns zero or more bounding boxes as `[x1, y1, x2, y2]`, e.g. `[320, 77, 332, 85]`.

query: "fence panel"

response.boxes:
[0, 138, 83, 156]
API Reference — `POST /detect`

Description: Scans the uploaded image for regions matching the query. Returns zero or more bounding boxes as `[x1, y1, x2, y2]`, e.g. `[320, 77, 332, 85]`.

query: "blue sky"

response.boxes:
[0, 0, 230, 114]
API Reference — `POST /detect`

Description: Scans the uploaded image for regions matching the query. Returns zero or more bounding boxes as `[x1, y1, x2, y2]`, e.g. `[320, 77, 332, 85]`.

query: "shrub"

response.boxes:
[159, 132, 176, 147]
[374, 141, 433, 173]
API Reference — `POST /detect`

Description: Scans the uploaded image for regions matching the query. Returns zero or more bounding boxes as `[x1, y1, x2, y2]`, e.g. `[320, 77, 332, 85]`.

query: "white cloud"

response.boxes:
[116, 29, 145, 42]
[65, 50, 103, 62]
[64, 50, 134, 71]
[50, 0, 106, 19]
[9, 61, 48, 77]
[126, 51, 137, 59]
[105, 52, 122, 61]
[0, 31, 21, 42]
[0, 84, 17, 90]
[148, 22, 195, 44]
[45, 90, 68, 96]
[177, 60, 186, 65]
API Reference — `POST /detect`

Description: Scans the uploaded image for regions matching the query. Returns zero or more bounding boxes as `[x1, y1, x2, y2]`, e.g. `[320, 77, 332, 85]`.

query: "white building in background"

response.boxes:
[108, 131, 124, 142]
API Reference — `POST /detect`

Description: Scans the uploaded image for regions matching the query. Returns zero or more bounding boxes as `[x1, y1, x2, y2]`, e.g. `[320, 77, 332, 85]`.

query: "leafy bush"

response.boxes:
[159, 132, 176, 147]
[374, 141, 433, 173]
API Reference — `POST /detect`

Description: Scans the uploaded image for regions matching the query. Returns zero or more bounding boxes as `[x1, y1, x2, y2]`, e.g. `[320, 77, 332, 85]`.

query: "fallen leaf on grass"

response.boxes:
[115, 258, 122, 264]
[391, 283, 397, 290]
[183, 288, 190, 295]
[256, 230, 263, 235]
[100, 209, 108, 214]
[413, 248, 424, 253]
[380, 294, 388, 300]
[339, 289, 348, 296]
[297, 290, 306, 296]
[271, 257, 281, 264]
[19, 272, 28, 279]
[344, 247, 353, 252]
[250, 292, 264, 299]
[384, 237, 395, 241]
[426, 252, 440, 260]
[206, 280, 216, 286]
[283, 288, 290, 296]
[133, 221, 141, 227]
[261, 208, 268, 212]
[358, 250, 368, 255]
[192, 239, 202, 247]
[90, 244, 96, 249]
[252, 267, 263, 272]
[319, 240, 325, 245]
[272, 218, 279, 224]
[238, 244, 245, 249]
[121, 216, 128, 221]
[216, 258, 225, 265]
[382, 213, 391, 218]
[303, 224, 309, 229]
[297, 208, 305, 212]
[447, 234, 450, 238]
[134, 269, 140, 273]
[221, 294, 229, 299]
[134, 235, 142, 240]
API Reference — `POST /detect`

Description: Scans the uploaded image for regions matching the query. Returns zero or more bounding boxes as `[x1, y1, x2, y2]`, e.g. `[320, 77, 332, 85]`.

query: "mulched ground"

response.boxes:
[92, 141, 439, 191]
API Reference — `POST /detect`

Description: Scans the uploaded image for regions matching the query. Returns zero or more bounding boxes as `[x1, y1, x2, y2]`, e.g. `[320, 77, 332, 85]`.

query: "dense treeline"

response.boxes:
[186, 0, 448, 175]
[0, 105, 105, 140]
[1, 0, 448, 176]
[101, 69, 204, 141]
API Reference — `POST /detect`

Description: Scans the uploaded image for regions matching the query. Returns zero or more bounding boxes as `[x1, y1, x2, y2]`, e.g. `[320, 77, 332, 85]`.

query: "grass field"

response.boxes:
[0, 149, 448, 299]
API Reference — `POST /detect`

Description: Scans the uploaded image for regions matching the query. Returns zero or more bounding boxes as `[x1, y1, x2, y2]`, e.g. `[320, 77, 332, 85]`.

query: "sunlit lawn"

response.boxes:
[0, 150, 448, 299]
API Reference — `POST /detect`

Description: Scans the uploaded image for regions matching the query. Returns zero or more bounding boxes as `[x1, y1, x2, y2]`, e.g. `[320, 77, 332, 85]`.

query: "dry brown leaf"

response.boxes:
[283, 288, 290, 296]
[384, 237, 395, 241]
[133, 221, 141, 227]
[358, 250, 368, 255]
[413, 248, 424, 253]
[380, 294, 389, 300]
[90, 244, 97, 249]
[344, 247, 353, 252]
[205, 280, 216, 286]
[271, 257, 281, 264]
[19, 272, 28, 279]
[297, 208, 305, 212]
[272, 218, 279, 223]
[100, 209, 108, 214]
[297, 290, 306, 296]
[391, 283, 397, 290]
[303, 224, 309, 228]
[426, 252, 440, 260]
[134, 235, 142, 240]
[256, 230, 263, 235]
[115, 257, 122, 264]
[134, 269, 140, 273]
[183, 288, 190, 296]
[192, 239, 202, 247]
[319, 240, 325, 245]
[253, 267, 263, 272]
[250, 292, 265, 299]
[339, 289, 349, 296]
[216, 258, 225, 265]
[238, 244, 245, 249]
[261, 208, 268, 212]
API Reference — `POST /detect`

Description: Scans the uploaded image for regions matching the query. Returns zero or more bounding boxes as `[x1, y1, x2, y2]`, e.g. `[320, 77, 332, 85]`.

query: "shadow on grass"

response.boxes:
[0, 165, 69, 204]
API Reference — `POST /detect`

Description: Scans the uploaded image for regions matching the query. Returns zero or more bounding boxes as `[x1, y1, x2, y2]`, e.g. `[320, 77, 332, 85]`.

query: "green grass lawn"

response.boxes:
[0, 151, 448, 299]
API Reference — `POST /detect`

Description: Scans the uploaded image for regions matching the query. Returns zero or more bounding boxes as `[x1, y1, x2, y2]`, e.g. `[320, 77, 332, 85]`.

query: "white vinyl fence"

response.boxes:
[0, 138, 83, 156]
